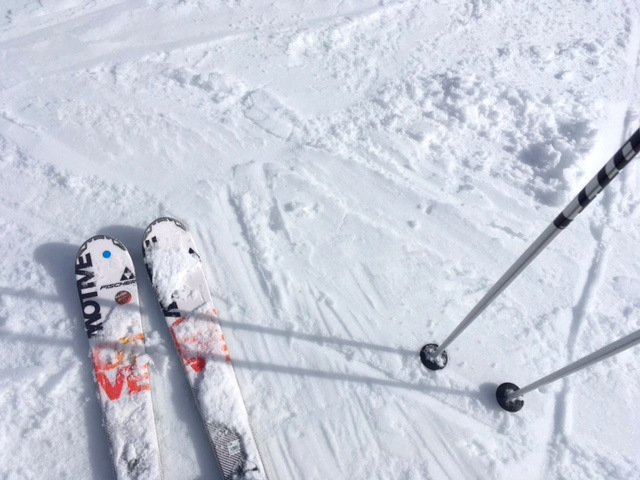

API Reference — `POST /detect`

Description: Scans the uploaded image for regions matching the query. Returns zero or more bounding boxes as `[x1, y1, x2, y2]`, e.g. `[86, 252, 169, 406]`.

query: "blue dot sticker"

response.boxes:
[102, 250, 112, 259]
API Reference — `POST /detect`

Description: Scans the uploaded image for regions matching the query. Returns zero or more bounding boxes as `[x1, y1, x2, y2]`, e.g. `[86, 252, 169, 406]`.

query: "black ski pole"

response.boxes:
[420, 127, 640, 371]
[496, 327, 640, 412]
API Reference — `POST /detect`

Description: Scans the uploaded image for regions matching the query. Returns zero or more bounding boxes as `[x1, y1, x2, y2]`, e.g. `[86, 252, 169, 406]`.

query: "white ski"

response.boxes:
[142, 217, 267, 480]
[75, 235, 163, 480]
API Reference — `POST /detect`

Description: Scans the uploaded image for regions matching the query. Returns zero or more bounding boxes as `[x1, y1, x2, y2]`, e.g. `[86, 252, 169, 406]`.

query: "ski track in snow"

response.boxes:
[539, 111, 638, 478]
[1, 0, 640, 478]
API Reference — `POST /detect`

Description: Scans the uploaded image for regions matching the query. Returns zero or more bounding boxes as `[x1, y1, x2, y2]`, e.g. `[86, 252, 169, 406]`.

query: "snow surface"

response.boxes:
[146, 245, 200, 306]
[1, 1, 640, 479]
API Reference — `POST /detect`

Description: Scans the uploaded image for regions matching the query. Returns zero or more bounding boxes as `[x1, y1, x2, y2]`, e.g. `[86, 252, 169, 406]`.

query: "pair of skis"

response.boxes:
[75, 217, 266, 480]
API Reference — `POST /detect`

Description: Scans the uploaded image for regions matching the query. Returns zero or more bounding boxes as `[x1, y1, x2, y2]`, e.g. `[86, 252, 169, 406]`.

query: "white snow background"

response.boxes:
[1, 0, 640, 478]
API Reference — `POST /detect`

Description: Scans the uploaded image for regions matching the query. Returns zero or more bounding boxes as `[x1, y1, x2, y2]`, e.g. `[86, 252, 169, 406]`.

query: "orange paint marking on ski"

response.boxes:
[126, 365, 151, 394]
[118, 333, 144, 344]
[94, 369, 126, 400]
[92, 346, 150, 400]
[219, 333, 231, 361]
[170, 317, 206, 373]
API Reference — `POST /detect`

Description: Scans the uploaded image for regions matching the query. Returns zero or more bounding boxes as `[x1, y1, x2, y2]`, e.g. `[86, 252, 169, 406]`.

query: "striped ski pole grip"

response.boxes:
[554, 128, 640, 229]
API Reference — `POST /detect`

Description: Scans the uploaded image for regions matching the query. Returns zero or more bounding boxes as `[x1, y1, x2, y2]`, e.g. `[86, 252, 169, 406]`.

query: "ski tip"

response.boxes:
[143, 217, 188, 237]
[496, 382, 524, 412]
[77, 235, 127, 258]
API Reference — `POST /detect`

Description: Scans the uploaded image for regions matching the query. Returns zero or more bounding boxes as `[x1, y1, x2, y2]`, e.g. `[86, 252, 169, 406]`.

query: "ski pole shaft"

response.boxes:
[429, 128, 640, 361]
[433, 223, 560, 357]
[506, 327, 640, 400]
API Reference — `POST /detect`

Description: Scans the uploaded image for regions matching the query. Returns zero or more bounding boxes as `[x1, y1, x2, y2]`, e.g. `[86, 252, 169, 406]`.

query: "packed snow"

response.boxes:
[1, 1, 639, 479]
[145, 245, 200, 306]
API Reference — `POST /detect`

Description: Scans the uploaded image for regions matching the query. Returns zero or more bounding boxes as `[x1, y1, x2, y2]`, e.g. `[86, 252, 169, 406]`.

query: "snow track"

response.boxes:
[1, 0, 639, 478]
